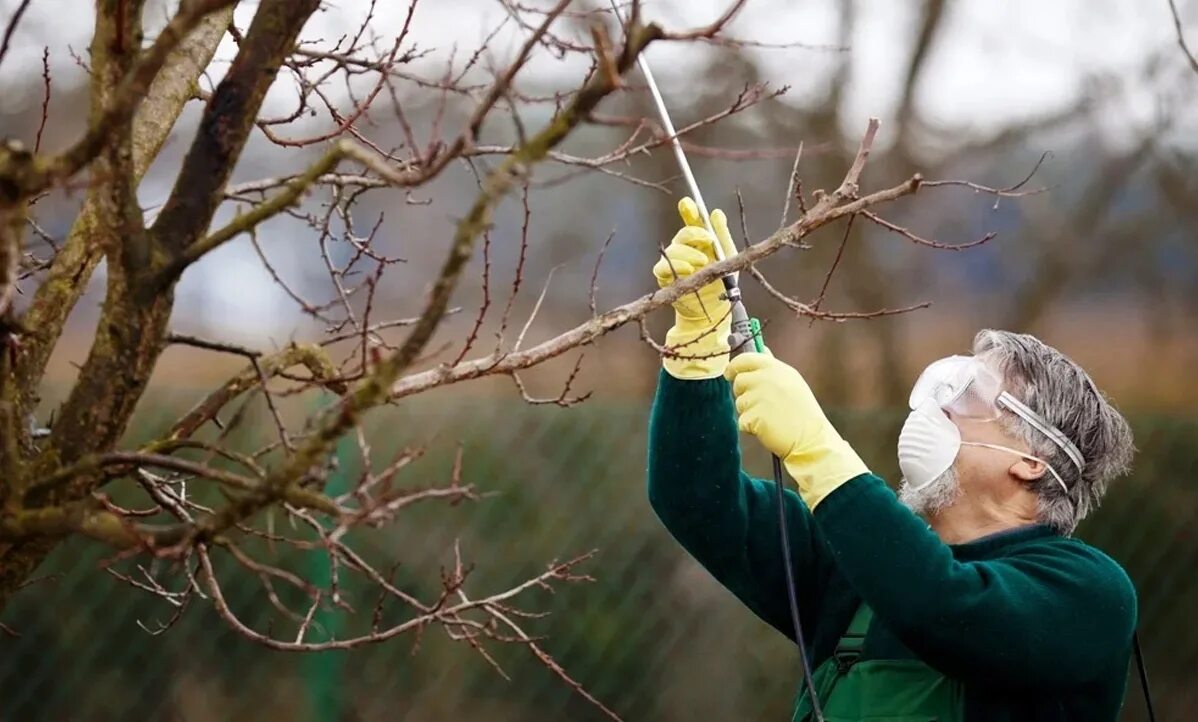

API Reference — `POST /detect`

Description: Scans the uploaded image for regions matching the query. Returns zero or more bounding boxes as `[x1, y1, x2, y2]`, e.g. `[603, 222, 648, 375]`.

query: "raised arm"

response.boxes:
[647, 371, 834, 642]
[644, 198, 835, 642]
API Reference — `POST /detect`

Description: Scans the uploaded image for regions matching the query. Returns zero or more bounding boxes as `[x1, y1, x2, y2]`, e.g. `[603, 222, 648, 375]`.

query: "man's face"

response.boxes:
[899, 409, 1039, 517]
[952, 412, 1036, 495]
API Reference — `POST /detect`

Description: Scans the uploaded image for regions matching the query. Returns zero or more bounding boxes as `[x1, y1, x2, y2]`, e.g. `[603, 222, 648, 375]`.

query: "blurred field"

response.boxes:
[1, 392, 1194, 721]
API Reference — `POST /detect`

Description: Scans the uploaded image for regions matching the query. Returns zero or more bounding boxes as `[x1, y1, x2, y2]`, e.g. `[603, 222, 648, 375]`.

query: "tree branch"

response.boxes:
[390, 122, 924, 399]
[894, 0, 946, 142]
[0, 505, 141, 547]
[14, 4, 234, 421]
[151, 0, 321, 259]
[163, 143, 346, 278]
[656, 0, 748, 41]
[25, 451, 337, 516]
[168, 13, 667, 549]
[169, 343, 344, 441]
[1167, 0, 1198, 74]
[0, 0, 35, 69]
[0, 0, 239, 204]
[31, 0, 319, 498]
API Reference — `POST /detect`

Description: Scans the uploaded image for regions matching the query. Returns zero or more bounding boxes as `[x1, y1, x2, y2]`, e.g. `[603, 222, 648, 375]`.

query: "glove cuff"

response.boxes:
[783, 436, 870, 509]
[662, 316, 732, 380]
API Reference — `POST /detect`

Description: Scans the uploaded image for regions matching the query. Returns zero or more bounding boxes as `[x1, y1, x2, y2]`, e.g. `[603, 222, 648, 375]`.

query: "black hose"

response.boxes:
[1133, 631, 1155, 722]
[721, 239, 825, 719]
[771, 453, 825, 721]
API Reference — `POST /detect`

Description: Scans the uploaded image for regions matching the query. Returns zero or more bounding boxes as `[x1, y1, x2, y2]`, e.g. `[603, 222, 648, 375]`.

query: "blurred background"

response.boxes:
[1, 0, 1196, 719]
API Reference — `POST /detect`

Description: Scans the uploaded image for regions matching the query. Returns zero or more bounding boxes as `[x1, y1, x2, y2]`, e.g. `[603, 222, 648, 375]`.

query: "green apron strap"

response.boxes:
[795, 603, 966, 722]
[832, 604, 873, 672]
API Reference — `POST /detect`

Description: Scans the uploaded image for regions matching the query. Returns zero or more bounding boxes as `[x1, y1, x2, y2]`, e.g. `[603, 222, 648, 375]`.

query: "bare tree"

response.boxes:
[0, 0, 1024, 715]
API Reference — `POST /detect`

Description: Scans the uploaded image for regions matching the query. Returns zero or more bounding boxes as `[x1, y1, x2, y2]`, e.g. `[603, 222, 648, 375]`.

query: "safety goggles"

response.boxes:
[909, 355, 1086, 476]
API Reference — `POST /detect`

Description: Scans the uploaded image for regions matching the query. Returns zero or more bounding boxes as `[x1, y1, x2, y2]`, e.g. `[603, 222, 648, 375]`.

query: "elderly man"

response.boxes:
[647, 199, 1138, 721]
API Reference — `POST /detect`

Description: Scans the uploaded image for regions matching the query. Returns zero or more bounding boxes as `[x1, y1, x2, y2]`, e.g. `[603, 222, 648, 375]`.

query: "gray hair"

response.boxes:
[972, 329, 1134, 534]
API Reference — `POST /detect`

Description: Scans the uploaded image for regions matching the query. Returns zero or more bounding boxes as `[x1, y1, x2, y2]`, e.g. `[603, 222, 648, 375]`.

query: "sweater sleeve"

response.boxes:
[813, 474, 1138, 688]
[647, 370, 834, 644]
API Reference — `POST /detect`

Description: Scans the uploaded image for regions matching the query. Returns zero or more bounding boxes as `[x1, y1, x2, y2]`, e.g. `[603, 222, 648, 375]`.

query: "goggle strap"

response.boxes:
[996, 392, 1086, 473]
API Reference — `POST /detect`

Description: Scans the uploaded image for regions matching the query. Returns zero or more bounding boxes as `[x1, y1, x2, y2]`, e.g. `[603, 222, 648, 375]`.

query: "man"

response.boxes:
[647, 198, 1138, 721]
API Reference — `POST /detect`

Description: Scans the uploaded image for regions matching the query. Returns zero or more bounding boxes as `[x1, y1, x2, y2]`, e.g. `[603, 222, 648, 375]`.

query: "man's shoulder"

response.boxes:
[1010, 534, 1138, 612]
[1047, 535, 1131, 573]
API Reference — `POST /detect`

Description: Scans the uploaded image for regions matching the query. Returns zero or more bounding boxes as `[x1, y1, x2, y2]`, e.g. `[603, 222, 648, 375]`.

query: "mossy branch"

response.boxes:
[20, 451, 338, 518]
[168, 343, 344, 442]
[37, 0, 320, 473]
[0, 505, 142, 547]
[14, 4, 234, 423]
[151, 0, 322, 258]
[0, 0, 238, 206]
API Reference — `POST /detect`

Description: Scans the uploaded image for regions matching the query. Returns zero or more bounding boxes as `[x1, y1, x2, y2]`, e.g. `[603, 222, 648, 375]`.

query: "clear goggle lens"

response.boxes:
[909, 355, 1004, 421]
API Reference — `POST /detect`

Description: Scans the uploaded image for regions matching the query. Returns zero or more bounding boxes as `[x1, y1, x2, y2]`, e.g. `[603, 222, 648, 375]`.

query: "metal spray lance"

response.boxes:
[609, 5, 825, 718]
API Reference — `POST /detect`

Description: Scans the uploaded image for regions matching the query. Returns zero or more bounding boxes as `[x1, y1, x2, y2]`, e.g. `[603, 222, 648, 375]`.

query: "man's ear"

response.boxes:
[1009, 457, 1047, 482]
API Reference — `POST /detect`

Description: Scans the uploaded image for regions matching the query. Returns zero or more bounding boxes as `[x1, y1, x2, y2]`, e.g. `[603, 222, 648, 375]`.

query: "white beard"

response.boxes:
[899, 465, 963, 516]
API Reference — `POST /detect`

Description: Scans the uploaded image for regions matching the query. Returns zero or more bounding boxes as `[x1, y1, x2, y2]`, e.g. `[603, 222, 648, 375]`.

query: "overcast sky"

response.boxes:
[2, 0, 1188, 129]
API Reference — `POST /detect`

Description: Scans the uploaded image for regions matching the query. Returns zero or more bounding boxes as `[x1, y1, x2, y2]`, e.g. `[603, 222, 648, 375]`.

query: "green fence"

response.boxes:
[0, 395, 1194, 721]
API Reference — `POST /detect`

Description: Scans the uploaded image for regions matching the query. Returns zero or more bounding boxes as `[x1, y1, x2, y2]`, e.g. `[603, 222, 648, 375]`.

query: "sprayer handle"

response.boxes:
[725, 286, 764, 358]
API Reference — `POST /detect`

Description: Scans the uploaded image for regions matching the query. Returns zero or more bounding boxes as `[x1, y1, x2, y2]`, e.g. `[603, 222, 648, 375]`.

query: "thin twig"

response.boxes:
[0, 0, 35, 69]
[810, 213, 855, 317]
[250, 356, 293, 452]
[588, 229, 616, 316]
[657, 0, 748, 40]
[779, 141, 804, 227]
[922, 151, 1054, 210]
[34, 47, 51, 153]
[1167, 0, 1198, 74]
[750, 265, 929, 321]
[166, 333, 262, 358]
[514, 265, 560, 353]
[496, 182, 532, 348]
[860, 210, 996, 251]
[453, 226, 492, 366]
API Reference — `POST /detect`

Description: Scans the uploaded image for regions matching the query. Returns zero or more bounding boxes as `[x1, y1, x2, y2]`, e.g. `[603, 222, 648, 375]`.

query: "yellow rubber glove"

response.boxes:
[724, 351, 869, 508]
[653, 197, 737, 379]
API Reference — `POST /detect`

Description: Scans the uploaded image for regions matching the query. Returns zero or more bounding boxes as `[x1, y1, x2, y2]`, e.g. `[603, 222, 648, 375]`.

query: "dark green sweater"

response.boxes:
[647, 372, 1137, 722]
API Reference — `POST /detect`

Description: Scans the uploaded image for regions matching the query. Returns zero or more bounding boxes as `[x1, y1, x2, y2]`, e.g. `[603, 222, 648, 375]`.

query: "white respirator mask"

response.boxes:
[897, 355, 1084, 494]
